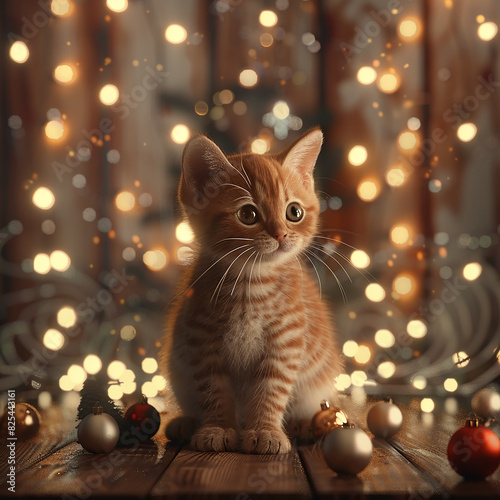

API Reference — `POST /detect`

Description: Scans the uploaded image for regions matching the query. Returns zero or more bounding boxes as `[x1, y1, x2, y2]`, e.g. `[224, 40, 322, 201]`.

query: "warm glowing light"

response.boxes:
[50, 250, 71, 272]
[152, 374, 167, 390]
[393, 274, 413, 295]
[171, 124, 191, 144]
[365, 283, 386, 302]
[357, 66, 377, 85]
[334, 374, 352, 391]
[34, 253, 51, 275]
[33, 187, 55, 210]
[444, 378, 458, 392]
[107, 360, 126, 380]
[10, 41, 29, 63]
[347, 145, 367, 166]
[457, 122, 477, 142]
[120, 325, 136, 341]
[219, 89, 234, 104]
[386, 167, 406, 187]
[121, 381, 137, 395]
[399, 18, 419, 39]
[115, 191, 136, 212]
[412, 375, 427, 390]
[407, 319, 427, 339]
[421, 398, 435, 413]
[259, 10, 278, 27]
[357, 179, 379, 201]
[377, 361, 396, 379]
[45, 120, 64, 140]
[195, 101, 209, 116]
[59, 375, 74, 391]
[390, 225, 410, 245]
[99, 84, 119, 106]
[142, 357, 158, 374]
[378, 73, 400, 93]
[143, 249, 168, 271]
[343, 340, 358, 357]
[350, 250, 370, 269]
[354, 345, 371, 364]
[374, 329, 395, 348]
[119, 369, 136, 384]
[273, 101, 290, 119]
[176, 221, 195, 244]
[251, 138, 270, 154]
[43, 329, 65, 351]
[463, 262, 482, 281]
[83, 354, 102, 375]
[239, 69, 258, 87]
[106, 0, 128, 12]
[57, 306, 77, 328]
[51, 0, 70, 15]
[165, 24, 187, 44]
[142, 381, 158, 398]
[452, 351, 470, 368]
[398, 131, 418, 149]
[54, 64, 74, 84]
[68, 364, 87, 385]
[108, 385, 124, 400]
[407, 117, 421, 130]
[478, 22, 498, 41]
[351, 370, 367, 387]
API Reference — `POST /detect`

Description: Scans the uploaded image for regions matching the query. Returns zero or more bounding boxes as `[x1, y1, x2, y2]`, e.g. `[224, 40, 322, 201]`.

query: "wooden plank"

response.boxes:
[389, 399, 500, 497]
[14, 440, 180, 499]
[150, 448, 312, 499]
[0, 404, 76, 486]
[299, 438, 445, 499]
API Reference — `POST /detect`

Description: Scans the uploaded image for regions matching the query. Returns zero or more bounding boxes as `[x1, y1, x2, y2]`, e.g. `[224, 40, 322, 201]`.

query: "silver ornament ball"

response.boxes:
[471, 388, 500, 420]
[77, 411, 120, 454]
[367, 401, 403, 438]
[321, 425, 373, 475]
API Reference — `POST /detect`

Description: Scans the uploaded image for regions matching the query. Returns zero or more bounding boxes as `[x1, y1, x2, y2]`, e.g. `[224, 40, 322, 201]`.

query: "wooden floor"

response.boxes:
[1, 397, 500, 499]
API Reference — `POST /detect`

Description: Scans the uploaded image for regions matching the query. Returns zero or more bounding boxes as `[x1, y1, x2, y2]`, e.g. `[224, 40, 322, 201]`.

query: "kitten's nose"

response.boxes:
[273, 232, 288, 244]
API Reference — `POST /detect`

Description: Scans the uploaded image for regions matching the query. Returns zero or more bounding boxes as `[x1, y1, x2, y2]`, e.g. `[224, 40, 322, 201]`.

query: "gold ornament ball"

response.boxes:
[0, 402, 41, 440]
[310, 400, 349, 441]
[77, 405, 119, 454]
[471, 388, 500, 420]
[321, 424, 373, 475]
[367, 400, 403, 439]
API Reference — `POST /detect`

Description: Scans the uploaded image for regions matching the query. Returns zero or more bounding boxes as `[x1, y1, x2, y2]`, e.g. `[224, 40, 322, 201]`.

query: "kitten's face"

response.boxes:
[179, 129, 323, 269]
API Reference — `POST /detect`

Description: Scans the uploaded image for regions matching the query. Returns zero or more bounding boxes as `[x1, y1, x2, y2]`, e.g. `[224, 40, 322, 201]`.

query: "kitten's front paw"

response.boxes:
[190, 425, 238, 452]
[241, 428, 292, 454]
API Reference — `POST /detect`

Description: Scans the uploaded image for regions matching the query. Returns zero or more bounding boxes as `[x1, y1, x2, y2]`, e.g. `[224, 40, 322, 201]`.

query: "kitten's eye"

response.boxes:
[237, 205, 258, 225]
[286, 202, 304, 222]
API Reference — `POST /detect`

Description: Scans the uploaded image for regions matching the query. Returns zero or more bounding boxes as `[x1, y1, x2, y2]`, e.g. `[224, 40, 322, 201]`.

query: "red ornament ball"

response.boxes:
[447, 419, 500, 480]
[124, 395, 161, 440]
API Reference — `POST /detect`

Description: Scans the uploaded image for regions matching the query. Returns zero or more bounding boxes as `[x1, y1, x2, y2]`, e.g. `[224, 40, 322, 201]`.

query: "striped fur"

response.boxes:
[161, 128, 343, 454]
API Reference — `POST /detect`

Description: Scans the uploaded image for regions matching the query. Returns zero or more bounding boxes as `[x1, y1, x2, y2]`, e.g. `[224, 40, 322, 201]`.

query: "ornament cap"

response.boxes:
[320, 400, 330, 411]
[384, 397, 393, 404]
[466, 418, 479, 428]
[342, 422, 355, 429]
[92, 402, 103, 415]
[140, 394, 149, 405]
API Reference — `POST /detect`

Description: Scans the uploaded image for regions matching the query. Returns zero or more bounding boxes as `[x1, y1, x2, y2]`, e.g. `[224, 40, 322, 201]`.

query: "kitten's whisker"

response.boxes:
[310, 243, 352, 283]
[303, 252, 322, 299]
[305, 249, 348, 304]
[314, 235, 362, 251]
[219, 183, 251, 196]
[213, 237, 254, 246]
[211, 246, 254, 306]
[231, 250, 257, 296]
[233, 196, 254, 203]
[227, 160, 252, 189]
[258, 253, 264, 286]
[239, 156, 252, 187]
[248, 252, 260, 299]
[295, 256, 303, 283]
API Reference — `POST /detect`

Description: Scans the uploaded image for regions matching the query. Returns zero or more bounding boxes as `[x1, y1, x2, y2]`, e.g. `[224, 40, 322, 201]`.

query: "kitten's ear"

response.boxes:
[279, 128, 323, 187]
[181, 134, 231, 194]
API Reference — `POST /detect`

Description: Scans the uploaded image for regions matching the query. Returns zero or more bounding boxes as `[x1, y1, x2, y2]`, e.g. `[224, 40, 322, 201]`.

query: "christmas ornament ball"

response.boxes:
[471, 388, 500, 420]
[310, 400, 349, 441]
[321, 424, 373, 475]
[124, 395, 161, 440]
[0, 402, 41, 440]
[77, 404, 120, 454]
[367, 400, 403, 439]
[447, 419, 500, 480]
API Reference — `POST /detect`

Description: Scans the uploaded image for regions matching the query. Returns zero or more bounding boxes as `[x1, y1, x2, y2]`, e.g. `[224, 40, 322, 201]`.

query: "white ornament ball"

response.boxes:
[367, 400, 403, 438]
[471, 388, 500, 420]
[77, 410, 120, 454]
[321, 425, 373, 475]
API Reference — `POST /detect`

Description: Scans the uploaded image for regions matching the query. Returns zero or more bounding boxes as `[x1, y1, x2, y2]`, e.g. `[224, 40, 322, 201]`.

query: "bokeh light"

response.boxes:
[342, 340, 358, 357]
[106, 0, 128, 12]
[165, 24, 187, 44]
[54, 64, 74, 84]
[390, 225, 410, 245]
[398, 131, 418, 149]
[142, 357, 158, 374]
[120, 325, 136, 341]
[34, 253, 51, 275]
[421, 398, 435, 413]
[115, 191, 136, 212]
[99, 84, 119, 106]
[83, 354, 102, 375]
[393, 274, 413, 295]
[365, 283, 386, 302]
[143, 249, 168, 271]
[385, 167, 406, 187]
[398, 18, 420, 39]
[57, 306, 77, 328]
[357, 179, 379, 202]
[378, 73, 400, 93]
[452, 351, 470, 368]
[444, 378, 458, 392]
[259, 10, 278, 27]
[107, 360, 126, 380]
[478, 22, 498, 41]
[463, 262, 482, 281]
[43, 329, 65, 351]
[176, 221, 195, 244]
[171, 124, 191, 144]
[108, 385, 124, 400]
[239, 69, 258, 87]
[251, 138, 270, 154]
[350, 250, 370, 269]
[51, 0, 70, 15]
[273, 101, 290, 119]
[9, 41, 29, 64]
[374, 329, 395, 348]
[68, 364, 87, 385]
[457, 122, 477, 142]
[412, 375, 427, 390]
[50, 250, 71, 272]
[45, 120, 64, 140]
[357, 66, 377, 85]
[33, 187, 55, 210]
[377, 361, 396, 378]
[347, 145, 367, 166]
[142, 381, 158, 398]
[406, 319, 427, 339]
[354, 345, 371, 364]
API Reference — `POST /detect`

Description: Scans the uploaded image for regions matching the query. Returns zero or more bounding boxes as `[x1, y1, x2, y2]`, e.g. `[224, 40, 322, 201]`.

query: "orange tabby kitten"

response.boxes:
[162, 128, 343, 454]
